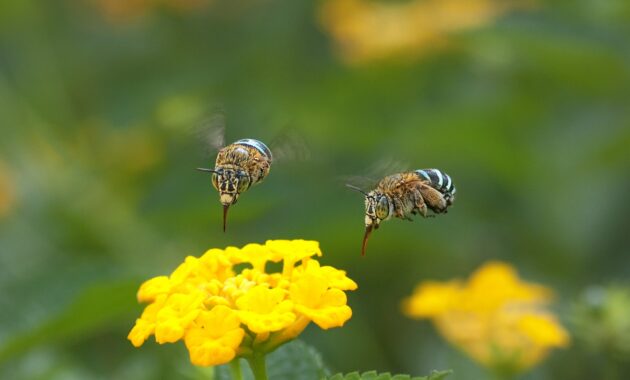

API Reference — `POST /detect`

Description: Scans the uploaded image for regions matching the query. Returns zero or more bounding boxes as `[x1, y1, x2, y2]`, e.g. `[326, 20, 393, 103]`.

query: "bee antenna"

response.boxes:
[346, 184, 368, 196]
[196, 167, 217, 173]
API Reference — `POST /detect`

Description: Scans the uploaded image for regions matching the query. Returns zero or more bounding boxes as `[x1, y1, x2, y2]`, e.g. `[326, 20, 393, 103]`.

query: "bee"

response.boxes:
[197, 138, 272, 231]
[347, 168, 456, 256]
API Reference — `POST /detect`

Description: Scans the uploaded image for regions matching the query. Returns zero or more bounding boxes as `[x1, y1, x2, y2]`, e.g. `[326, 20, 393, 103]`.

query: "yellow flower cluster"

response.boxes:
[128, 240, 357, 366]
[403, 261, 569, 374]
[319, 0, 531, 64]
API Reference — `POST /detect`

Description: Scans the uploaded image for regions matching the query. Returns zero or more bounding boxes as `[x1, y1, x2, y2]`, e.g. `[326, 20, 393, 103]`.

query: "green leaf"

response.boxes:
[213, 340, 329, 380]
[326, 369, 452, 380]
[265, 339, 329, 380]
[0, 280, 138, 365]
[423, 370, 453, 380]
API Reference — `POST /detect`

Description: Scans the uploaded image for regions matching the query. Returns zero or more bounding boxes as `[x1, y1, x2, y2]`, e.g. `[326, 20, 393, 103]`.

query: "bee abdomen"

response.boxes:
[416, 169, 456, 197]
[234, 139, 273, 161]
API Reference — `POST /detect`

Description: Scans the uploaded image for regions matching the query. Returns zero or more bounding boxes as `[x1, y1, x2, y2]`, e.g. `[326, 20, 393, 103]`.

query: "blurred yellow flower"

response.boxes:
[403, 261, 569, 375]
[128, 239, 357, 367]
[319, 0, 530, 64]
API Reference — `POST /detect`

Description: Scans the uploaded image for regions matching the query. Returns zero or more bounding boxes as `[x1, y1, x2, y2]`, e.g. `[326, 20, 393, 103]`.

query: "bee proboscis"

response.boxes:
[347, 168, 456, 256]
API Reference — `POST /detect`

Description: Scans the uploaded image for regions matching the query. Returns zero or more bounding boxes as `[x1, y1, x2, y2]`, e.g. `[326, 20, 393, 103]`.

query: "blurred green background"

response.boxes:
[1, 0, 629, 379]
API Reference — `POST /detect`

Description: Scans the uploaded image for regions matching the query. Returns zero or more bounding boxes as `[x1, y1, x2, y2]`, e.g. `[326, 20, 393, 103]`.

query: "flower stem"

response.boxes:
[229, 359, 243, 380]
[246, 353, 268, 380]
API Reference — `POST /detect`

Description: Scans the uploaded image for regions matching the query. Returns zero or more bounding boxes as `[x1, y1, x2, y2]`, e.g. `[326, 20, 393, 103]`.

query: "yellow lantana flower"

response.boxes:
[403, 280, 461, 318]
[184, 305, 245, 367]
[290, 260, 355, 329]
[236, 285, 296, 333]
[128, 295, 167, 347]
[403, 261, 569, 375]
[128, 239, 357, 369]
[136, 276, 170, 303]
[154, 291, 205, 344]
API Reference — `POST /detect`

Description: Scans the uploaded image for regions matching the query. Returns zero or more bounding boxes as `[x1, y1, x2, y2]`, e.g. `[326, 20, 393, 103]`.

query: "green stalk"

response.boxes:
[246, 353, 268, 380]
[229, 359, 243, 380]
[490, 370, 516, 380]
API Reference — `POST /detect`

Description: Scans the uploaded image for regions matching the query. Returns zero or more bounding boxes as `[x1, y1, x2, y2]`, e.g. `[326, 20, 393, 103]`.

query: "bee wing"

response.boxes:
[365, 157, 410, 179]
[340, 158, 410, 193]
[341, 175, 379, 194]
[193, 105, 226, 157]
[268, 127, 311, 163]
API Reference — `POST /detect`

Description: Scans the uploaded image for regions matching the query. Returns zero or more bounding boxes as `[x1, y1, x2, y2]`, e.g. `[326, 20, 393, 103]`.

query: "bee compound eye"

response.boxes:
[376, 197, 389, 219]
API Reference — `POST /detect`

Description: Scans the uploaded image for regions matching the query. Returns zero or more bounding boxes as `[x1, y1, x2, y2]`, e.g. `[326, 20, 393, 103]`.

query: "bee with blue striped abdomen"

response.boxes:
[197, 138, 272, 231]
[347, 168, 456, 256]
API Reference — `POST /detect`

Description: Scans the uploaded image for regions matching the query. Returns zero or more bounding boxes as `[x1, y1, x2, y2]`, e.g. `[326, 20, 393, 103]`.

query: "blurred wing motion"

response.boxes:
[365, 157, 409, 179]
[268, 127, 311, 163]
[194, 106, 227, 155]
[343, 175, 377, 194]
[341, 157, 410, 194]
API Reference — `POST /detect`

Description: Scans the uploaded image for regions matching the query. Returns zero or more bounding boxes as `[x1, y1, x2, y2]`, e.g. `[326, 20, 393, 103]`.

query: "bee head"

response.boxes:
[206, 168, 251, 205]
[364, 190, 392, 228]
[346, 184, 392, 255]
[197, 166, 252, 232]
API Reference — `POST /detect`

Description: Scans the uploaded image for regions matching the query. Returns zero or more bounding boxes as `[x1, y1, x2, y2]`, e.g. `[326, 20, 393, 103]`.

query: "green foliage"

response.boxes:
[327, 369, 452, 380]
[572, 285, 630, 365]
[211, 340, 329, 380]
[0, 280, 138, 365]
[265, 339, 330, 380]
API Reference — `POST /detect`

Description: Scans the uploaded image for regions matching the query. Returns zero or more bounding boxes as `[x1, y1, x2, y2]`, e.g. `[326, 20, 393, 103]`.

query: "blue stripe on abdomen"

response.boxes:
[416, 169, 431, 182]
[234, 139, 272, 160]
[417, 169, 455, 195]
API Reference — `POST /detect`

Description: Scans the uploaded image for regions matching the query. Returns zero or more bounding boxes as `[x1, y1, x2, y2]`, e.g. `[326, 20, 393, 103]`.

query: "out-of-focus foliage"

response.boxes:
[570, 285, 630, 377]
[1, 0, 629, 379]
[93, 0, 212, 23]
[0, 160, 16, 219]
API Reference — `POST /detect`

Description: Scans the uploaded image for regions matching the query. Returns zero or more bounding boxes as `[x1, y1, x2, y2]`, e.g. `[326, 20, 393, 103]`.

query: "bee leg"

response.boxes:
[392, 198, 406, 219]
[419, 184, 448, 214]
[412, 190, 429, 218]
[417, 204, 428, 218]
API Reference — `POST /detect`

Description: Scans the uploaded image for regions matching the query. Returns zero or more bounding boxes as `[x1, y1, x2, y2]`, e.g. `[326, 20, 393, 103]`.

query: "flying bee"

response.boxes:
[347, 168, 456, 256]
[197, 138, 273, 232]
[195, 109, 308, 231]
